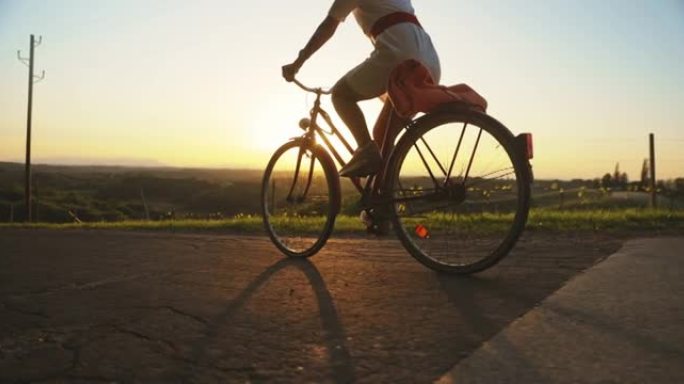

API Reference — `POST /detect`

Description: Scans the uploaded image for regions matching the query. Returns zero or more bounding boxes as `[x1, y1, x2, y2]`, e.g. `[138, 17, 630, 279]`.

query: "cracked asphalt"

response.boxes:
[0, 229, 622, 383]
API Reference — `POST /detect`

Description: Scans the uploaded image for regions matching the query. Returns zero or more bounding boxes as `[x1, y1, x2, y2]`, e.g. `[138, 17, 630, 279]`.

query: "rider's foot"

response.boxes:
[360, 209, 391, 236]
[339, 142, 382, 178]
[367, 220, 391, 236]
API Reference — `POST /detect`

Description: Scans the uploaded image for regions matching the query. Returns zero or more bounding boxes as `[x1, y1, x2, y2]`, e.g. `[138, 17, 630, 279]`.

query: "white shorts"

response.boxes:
[343, 23, 441, 99]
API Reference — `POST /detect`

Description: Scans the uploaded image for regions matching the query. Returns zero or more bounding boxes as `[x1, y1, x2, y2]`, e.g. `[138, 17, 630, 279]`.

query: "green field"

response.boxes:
[3, 209, 684, 234]
[2, 162, 684, 235]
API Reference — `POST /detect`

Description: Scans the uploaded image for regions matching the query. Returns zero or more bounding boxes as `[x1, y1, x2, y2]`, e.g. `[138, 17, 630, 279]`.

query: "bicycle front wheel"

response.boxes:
[384, 109, 531, 274]
[261, 139, 340, 258]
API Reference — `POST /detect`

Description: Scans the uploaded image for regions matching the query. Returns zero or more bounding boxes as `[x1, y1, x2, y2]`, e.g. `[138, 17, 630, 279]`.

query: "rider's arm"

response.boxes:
[297, 16, 339, 67]
[282, 16, 339, 81]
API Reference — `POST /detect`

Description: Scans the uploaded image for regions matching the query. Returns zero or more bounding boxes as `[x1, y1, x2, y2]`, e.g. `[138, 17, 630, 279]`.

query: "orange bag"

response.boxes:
[387, 59, 488, 118]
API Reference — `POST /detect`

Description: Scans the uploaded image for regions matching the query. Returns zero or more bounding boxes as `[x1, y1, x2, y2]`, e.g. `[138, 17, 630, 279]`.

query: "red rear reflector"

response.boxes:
[415, 224, 431, 239]
[518, 133, 534, 160]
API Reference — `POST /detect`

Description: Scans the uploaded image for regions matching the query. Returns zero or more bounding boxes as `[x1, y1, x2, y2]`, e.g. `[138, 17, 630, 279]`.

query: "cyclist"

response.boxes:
[282, 0, 441, 177]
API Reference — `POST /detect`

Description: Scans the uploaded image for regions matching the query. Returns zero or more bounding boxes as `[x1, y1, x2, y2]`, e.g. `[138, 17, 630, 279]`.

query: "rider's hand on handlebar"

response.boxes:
[282, 62, 300, 82]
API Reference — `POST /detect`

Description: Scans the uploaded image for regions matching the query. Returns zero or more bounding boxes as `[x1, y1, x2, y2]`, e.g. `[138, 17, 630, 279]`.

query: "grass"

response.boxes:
[526, 208, 684, 231]
[2, 208, 684, 234]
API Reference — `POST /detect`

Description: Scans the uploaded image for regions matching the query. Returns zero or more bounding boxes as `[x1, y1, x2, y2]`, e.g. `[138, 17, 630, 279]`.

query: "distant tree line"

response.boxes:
[599, 162, 630, 190]
[594, 161, 684, 199]
[0, 164, 264, 223]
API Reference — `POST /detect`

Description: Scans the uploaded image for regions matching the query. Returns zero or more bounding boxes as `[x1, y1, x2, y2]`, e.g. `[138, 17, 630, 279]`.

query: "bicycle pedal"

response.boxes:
[367, 223, 390, 236]
[360, 209, 374, 227]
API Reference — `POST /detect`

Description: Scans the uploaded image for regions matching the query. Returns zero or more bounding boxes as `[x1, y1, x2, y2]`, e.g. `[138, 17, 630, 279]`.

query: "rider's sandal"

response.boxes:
[361, 208, 391, 236]
[339, 142, 382, 178]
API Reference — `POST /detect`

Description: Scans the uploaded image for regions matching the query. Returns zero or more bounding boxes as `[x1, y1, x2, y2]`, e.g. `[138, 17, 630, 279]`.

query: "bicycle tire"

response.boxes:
[383, 107, 531, 274]
[261, 139, 341, 258]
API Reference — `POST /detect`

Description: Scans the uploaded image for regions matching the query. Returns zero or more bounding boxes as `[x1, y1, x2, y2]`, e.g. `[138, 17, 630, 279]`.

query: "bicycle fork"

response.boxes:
[286, 146, 316, 203]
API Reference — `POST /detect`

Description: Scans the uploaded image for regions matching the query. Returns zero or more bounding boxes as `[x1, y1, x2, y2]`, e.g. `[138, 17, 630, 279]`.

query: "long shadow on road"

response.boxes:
[0, 230, 624, 383]
[186, 258, 355, 383]
[436, 274, 549, 383]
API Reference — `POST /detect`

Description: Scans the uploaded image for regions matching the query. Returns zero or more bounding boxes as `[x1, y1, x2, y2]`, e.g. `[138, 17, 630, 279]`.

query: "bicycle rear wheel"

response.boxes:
[384, 108, 531, 274]
[261, 139, 340, 258]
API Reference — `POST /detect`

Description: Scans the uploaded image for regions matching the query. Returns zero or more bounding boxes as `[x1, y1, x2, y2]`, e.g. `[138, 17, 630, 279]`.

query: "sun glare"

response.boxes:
[245, 91, 385, 168]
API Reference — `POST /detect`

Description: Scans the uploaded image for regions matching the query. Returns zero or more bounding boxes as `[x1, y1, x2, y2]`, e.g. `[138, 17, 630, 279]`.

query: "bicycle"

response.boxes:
[261, 78, 534, 274]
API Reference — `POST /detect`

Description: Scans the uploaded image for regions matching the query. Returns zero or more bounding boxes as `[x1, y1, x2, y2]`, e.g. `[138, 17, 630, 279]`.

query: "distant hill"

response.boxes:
[0, 162, 264, 222]
[1, 162, 681, 223]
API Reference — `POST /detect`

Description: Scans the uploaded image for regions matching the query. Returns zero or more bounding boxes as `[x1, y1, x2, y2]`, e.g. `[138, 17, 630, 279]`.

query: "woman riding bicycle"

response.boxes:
[282, 0, 441, 178]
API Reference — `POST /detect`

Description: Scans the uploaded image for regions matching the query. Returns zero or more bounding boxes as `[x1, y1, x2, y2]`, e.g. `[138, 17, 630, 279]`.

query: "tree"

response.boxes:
[675, 178, 684, 196]
[601, 173, 613, 189]
[607, 163, 630, 190]
[640, 159, 649, 189]
[619, 172, 629, 189]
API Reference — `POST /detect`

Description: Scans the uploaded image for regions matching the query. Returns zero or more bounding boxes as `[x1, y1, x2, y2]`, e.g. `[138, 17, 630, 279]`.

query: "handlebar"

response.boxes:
[292, 78, 332, 95]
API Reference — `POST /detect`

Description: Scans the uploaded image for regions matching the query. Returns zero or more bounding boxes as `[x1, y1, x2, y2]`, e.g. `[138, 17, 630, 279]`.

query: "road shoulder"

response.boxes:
[437, 237, 684, 384]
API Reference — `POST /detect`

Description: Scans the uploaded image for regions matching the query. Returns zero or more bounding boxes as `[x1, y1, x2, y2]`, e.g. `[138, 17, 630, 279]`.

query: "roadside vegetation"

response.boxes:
[1, 162, 684, 234]
[3, 209, 684, 235]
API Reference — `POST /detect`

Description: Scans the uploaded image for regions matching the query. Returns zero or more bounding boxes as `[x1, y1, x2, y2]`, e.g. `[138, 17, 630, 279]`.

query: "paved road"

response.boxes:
[0, 229, 621, 383]
[439, 237, 684, 384]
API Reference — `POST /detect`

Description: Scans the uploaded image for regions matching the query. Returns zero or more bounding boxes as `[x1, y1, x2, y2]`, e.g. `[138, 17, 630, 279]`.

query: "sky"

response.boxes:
[1, 0, 683, 179]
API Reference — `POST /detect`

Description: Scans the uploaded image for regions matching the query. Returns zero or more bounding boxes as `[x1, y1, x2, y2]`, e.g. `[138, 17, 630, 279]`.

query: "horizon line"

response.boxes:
[1, 161, 682, 182]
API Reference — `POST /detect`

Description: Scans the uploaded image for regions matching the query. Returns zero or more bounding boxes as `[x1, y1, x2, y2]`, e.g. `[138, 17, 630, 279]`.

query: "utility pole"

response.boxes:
[17, 34, 46, 222]
[649, 133, 656, 209]
[140, 188, 151, 221]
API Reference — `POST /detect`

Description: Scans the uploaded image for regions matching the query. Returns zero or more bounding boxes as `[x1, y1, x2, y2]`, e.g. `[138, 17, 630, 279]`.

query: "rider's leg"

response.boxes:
[331, 79, 372, 147]
[373, 99, 411, 159]
[372, 100, 392, 149]
[331, 79, 383, 177]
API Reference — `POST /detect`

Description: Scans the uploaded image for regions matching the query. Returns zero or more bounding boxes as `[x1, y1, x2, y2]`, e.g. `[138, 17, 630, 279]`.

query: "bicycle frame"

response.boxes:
[303, 93, 362, 185]
[288, 79, 531, 213]
[295, 84, 415, 214]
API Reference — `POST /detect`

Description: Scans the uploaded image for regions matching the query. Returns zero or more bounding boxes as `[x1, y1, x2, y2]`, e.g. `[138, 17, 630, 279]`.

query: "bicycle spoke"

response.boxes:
[300, 152, 317, 200]
[413, 143, 440, 188]
[419, 136, 448, 177]
[472, 166, 515, 181]
[287, 147, 305, 201]
[445, 122, 468, 184]
[466, 169, 516, 189]
[463, 127, 483, 182]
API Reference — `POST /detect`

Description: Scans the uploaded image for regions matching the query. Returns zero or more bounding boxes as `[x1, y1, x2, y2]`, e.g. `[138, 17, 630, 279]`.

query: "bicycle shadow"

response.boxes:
[185, 258, 355, 383]
[434, 273, 548, 382]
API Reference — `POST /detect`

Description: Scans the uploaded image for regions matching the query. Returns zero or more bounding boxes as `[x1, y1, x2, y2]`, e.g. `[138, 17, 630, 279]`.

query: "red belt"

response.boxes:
[370, 12, 422, 40]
